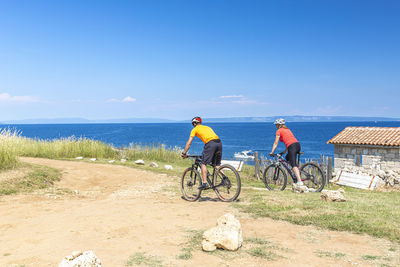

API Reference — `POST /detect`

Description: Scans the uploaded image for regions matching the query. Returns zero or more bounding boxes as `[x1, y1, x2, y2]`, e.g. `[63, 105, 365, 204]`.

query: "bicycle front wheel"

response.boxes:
[262, 164, 287, 191]
[300, 162, 326, 192]
[181, 167, 201, 201]
[213, 164, 241, 202]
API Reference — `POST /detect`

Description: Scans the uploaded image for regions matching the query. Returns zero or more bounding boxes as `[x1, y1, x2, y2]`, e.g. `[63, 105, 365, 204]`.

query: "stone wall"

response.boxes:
[334, 144, 400, 171]
[333, 144, 400, 188]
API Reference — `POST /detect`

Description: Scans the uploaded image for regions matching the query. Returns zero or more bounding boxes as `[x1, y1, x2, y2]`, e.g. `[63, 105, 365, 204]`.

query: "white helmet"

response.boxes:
[274, 118, 285, 125]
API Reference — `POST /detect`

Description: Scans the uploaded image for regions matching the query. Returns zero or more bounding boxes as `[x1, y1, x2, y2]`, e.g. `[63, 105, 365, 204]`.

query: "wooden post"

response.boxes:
[327, 157, 333, 182]
[254, 151, 259, 179]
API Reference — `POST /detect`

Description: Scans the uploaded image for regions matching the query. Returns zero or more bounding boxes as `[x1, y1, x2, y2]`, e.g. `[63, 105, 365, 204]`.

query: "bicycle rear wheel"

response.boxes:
[181, 167, 201, 201]
[213, 164, 241, 202]
[300, 162, 326, 192]
[262, 164, 287, 191]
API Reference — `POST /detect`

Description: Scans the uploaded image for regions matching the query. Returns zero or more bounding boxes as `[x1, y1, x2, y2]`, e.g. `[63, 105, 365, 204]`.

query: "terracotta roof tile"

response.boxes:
[327, 127, 400, 146]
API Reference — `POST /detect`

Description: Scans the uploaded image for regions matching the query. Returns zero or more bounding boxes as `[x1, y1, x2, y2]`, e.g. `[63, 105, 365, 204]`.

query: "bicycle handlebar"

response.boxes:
[186, 155, 201, 158]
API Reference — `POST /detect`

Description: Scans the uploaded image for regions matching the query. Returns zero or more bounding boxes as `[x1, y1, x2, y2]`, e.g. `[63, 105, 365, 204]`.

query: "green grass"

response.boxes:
[246, 247, 277, 260]
[314, 250, 346, 259]
[122, 144, 183, 164]
[0, 128, 19, 170]
[125, 252, 163, 267]
[244, 237, 272, 245]
[362, 255, 382, 261]
[176, 229, 203, 260]
[0, 163, 61, 196]
[235, 182, 400, 243]
[0, 128, 189, 171]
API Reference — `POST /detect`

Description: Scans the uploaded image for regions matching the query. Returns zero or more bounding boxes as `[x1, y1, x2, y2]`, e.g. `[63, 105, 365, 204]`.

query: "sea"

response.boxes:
[2, 121, 400, 162]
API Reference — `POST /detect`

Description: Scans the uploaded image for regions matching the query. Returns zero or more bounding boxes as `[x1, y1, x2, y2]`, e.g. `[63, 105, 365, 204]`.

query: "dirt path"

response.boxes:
[0, 158, 397, 267]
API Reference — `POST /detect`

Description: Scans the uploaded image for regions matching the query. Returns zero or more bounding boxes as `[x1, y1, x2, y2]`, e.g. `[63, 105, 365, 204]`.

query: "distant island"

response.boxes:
[1, 115, 399, 124]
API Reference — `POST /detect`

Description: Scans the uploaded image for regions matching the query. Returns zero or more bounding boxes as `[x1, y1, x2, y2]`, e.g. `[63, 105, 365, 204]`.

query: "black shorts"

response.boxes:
[201, 139, 222, 166]
[286, 142, 301, 167]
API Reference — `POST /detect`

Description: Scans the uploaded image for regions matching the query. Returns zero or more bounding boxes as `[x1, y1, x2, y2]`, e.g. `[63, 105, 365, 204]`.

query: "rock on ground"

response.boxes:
[90, 158, 96, 161]
[108, 160, 115, 163]
[202, 213, 243, 252]
[75, 157, 83, 160]
[58, 250, 102, 267]
[292, 183, 309, 193]
[135, 159, 145, 165]
[150, 162, 159, 168]
[164, 165, 173, 170]
[120, 159, 127, 163]
[320, 189, 346, 202]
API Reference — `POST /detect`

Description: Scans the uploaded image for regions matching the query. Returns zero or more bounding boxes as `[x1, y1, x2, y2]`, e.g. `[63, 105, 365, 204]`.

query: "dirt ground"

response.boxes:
[0, 158, 397, 267]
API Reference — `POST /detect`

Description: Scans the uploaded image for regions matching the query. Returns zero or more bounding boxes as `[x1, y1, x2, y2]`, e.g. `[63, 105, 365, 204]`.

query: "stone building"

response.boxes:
[327, 127, 400, 188]
[327, 127, 400, 171]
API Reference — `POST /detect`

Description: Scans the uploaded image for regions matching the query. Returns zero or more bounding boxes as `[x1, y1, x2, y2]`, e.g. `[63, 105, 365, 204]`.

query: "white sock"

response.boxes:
[296, 181, 304, 186]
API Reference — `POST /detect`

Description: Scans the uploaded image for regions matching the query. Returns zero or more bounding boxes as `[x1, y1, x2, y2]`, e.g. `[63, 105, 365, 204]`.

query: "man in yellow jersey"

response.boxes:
[182, 116, 222, 190]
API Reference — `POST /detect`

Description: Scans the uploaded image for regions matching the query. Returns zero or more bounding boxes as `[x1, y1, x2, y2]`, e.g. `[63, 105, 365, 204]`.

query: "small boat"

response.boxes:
[234, 150, 255, 160]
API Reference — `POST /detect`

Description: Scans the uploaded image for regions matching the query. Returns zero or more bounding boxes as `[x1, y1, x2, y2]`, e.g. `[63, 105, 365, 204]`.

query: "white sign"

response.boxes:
[333, 170, 377, 190]
[221, 160, 244, 172]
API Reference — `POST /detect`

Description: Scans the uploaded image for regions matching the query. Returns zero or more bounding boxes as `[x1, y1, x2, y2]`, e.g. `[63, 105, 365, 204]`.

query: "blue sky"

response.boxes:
[0, 0, 399, 120]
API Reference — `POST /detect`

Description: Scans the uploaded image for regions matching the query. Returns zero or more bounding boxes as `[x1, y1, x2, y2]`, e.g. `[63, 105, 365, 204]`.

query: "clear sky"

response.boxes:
[0, 0, 399, 120]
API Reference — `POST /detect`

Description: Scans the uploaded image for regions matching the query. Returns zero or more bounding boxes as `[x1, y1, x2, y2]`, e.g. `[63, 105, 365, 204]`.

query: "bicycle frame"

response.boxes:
[188, 156, 218, 190]
[272, 154, 301, 183]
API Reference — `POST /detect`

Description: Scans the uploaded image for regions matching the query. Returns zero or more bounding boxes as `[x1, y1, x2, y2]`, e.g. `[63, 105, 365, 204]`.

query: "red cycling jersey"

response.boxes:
[276, 127, 298, 148]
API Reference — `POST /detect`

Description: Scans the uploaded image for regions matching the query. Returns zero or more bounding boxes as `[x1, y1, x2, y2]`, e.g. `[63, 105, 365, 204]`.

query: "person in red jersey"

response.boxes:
[270, 118, 303, 185]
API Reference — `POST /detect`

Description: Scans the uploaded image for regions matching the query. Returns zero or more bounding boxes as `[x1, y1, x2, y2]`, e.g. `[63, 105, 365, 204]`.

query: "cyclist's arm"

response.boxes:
[270, 134, 280, 155]
[183, 136, 194, 155]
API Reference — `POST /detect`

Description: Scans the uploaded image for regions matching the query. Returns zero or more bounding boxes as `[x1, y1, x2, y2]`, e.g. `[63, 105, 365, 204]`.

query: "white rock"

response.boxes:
[164, 165, 173, 170]
[58, 250, 102, 267]
[120, 159, 127, 163]
[292, 183, 309, 193]
[202, 213, 243, 252]
[90, 158, 96, 161]
[135, 159, 145, 165]
[108, 160, 115, 163]
[320, 190, 346, 202]
[75, 157, 83, 160]
[150, 162, 159, 168]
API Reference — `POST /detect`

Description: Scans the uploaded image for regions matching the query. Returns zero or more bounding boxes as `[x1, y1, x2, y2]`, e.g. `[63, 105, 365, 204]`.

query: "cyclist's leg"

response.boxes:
[286, 143, 301, 183]
[212, 142, 223, 169]
[201, 141, 218, 184]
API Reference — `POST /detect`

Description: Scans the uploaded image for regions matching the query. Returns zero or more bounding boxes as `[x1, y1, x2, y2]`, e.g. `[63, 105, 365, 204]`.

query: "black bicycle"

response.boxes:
[181, 155, 241, 202]
[263, 153, 326, 192]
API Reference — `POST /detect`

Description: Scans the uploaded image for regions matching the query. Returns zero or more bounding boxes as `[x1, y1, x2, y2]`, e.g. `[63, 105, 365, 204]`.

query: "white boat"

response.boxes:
[234, 150, 255, 160]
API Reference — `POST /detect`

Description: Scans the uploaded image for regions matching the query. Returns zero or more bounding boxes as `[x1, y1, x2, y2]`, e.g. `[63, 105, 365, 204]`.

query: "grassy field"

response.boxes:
[0, 163, 61, 196]
[235, 182, 400, 243]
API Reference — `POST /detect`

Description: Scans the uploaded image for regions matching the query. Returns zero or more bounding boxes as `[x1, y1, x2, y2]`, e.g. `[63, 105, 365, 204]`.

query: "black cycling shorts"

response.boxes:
[286, 142, 301, 167]
[201, 139, 222, 166]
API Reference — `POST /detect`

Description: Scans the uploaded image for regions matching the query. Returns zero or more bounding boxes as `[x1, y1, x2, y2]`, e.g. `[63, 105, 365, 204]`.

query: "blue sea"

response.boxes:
[2, 121, 400, 161]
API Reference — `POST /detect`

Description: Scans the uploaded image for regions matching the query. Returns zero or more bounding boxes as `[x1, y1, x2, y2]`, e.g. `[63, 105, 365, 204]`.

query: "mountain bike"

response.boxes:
[263, 153, 326, 192]
[181, 155, 241, 202]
